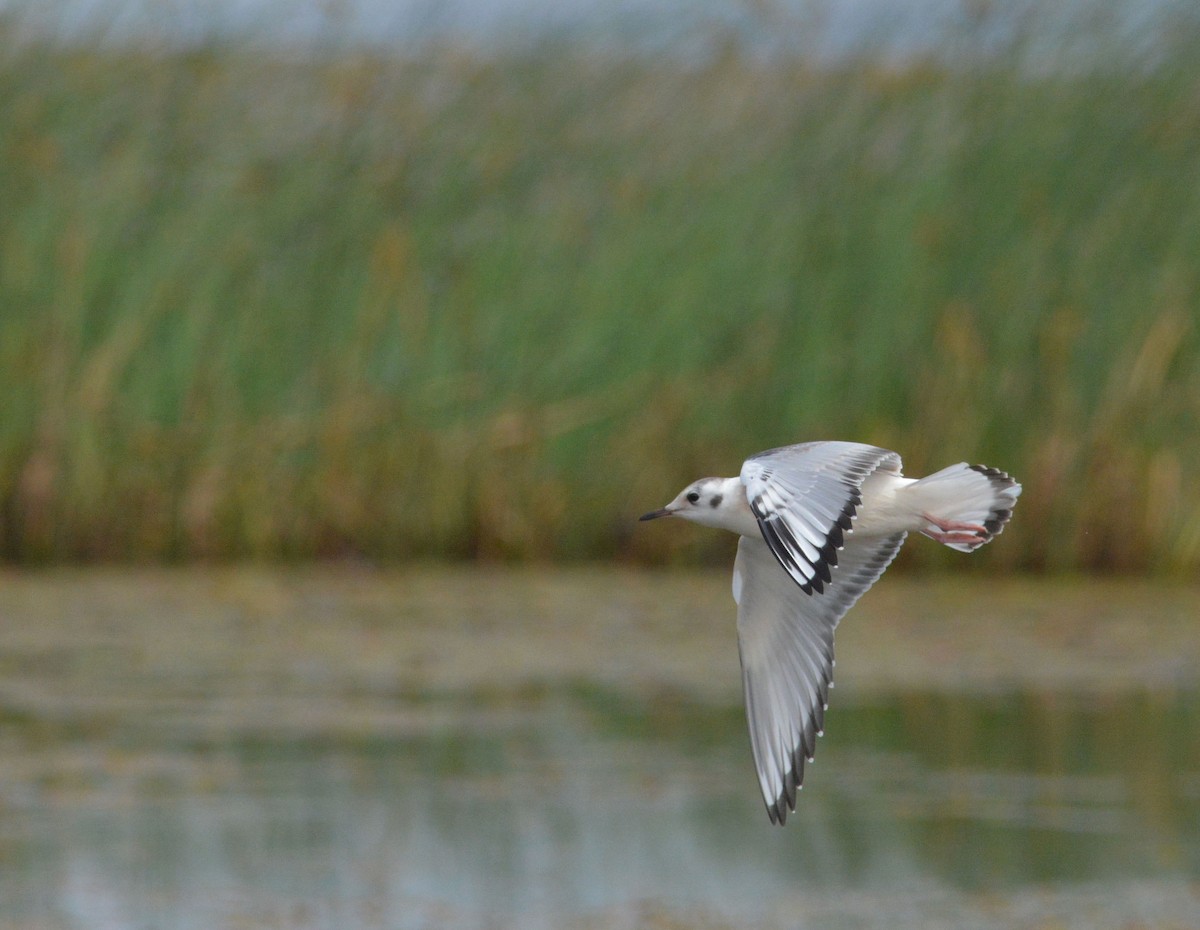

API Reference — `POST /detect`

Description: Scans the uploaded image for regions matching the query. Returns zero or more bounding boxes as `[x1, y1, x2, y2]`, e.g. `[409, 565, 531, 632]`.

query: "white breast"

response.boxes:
[718, 477, 762, 537]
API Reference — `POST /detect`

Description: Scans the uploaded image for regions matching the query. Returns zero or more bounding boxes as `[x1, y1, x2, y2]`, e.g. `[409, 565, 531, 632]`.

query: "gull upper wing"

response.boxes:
[740, 442, 902, 594]
[733, 530, 907, 824]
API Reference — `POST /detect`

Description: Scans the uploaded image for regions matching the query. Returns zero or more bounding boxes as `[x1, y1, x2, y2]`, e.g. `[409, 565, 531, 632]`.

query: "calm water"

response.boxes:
[1, 569, 1198, 929]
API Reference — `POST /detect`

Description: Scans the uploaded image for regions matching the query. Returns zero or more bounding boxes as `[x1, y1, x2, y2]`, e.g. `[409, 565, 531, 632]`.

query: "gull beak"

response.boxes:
[639, 507, 675, 521]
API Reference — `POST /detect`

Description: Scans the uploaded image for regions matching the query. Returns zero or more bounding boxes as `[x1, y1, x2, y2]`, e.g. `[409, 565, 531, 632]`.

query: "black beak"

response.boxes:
[639, 508, 673, 521]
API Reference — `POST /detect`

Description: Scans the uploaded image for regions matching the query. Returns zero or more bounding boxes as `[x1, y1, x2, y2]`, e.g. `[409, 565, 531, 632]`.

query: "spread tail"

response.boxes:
[908, 463, 1021, 552]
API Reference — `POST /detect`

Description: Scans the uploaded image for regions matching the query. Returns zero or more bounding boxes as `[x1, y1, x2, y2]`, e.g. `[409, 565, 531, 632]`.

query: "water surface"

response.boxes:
[1, 569, 1197, 928]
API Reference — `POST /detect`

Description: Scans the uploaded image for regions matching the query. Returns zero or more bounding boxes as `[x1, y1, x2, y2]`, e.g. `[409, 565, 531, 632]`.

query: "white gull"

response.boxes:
[640, 440, 1021, 825]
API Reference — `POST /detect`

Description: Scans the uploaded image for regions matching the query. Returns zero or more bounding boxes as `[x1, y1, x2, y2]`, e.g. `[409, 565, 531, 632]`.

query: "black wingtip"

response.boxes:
[767, 792, 795, 826]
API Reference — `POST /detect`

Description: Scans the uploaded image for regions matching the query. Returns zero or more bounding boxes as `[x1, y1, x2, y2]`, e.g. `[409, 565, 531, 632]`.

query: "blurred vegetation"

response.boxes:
[1, 10, 1199, 573]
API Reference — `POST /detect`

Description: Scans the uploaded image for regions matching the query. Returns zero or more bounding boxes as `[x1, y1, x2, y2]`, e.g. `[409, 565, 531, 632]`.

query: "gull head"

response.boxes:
[639, 476, 746, 531]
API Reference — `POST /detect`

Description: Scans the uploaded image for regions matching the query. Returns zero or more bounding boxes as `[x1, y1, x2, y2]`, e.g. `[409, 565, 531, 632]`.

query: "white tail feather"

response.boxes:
[907, 463, 1022, 552]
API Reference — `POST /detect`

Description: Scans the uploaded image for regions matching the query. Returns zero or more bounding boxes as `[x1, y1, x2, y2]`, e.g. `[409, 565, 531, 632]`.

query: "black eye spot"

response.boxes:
[686, 491, 700, 504]
[710, 494, 723, 508]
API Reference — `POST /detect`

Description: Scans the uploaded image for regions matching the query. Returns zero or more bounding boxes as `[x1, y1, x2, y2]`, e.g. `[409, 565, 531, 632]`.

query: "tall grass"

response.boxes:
[1, 15, 1199, 572]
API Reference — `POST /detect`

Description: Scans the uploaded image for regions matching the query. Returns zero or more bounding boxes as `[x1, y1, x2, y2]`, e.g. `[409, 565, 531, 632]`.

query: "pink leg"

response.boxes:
[920, 513, 988, 547]
[924, 513, 988, 534]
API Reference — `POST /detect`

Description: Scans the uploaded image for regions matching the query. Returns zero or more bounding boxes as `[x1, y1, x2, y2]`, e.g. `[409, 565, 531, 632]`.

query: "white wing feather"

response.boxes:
[734, 530, 907, 824]
[740, 442, 902, 594]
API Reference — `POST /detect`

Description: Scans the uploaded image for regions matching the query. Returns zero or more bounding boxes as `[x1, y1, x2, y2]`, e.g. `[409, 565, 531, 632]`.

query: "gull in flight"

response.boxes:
[640, 441, 1021, 824]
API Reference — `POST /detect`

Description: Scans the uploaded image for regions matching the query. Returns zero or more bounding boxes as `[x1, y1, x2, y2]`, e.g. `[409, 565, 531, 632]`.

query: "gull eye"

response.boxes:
[686, 491, 700, 504]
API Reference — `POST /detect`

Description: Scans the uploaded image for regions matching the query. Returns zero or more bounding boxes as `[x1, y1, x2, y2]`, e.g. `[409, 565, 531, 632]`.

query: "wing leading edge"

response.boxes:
[740, 442, 901, 595]
[734, 524, 907, 823]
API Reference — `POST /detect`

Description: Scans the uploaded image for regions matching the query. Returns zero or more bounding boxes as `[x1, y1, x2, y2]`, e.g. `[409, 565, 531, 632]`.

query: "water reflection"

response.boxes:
[3, 682, 1198, 929]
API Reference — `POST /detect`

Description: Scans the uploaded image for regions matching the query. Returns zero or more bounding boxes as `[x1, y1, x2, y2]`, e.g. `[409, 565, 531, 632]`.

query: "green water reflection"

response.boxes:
[0, 571, 1197, 929]
[3, 687, 1198, 928]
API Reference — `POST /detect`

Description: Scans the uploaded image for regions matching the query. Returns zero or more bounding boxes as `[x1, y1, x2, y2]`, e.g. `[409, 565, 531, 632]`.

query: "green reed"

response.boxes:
[1, 22, 1198, 571]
